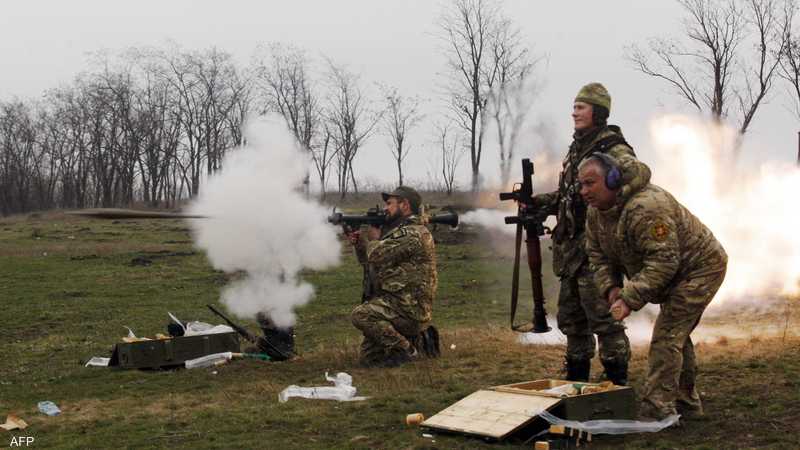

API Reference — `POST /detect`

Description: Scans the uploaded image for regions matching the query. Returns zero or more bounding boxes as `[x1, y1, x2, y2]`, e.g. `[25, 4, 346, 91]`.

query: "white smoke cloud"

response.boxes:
[188, 116, 341, 328]
[648, 115, 800, 308]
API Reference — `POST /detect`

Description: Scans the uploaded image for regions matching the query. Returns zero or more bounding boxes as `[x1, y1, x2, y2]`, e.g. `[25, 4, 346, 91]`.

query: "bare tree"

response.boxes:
[439, 0, 532, 191]
[324, 61, 380, 199]
[627, 0, 794, 137]
[779, 4, 800, 117]
[433, 121, 466, 196]
[151, 45, 245, 197]
[310, 124, 338, 199]
[253, 43, 320, 196]
[487, 20, 539, 187]
[380, 85, 422, 186]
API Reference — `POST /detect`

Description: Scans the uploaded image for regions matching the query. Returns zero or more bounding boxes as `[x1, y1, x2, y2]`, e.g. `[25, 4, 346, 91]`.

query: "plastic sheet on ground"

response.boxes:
[517, 319, 566, 345]
[279, 372, 368, 402]
[84, 357, 110, 367]
[535, 410, 680, 434]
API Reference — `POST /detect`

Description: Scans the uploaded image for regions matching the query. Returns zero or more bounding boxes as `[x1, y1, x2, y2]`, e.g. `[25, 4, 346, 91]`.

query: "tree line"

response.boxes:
[2, 0, 799, 216]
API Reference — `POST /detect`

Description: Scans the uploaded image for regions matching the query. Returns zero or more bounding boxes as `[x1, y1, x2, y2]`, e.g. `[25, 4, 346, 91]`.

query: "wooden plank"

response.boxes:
[422, 390, 562, 439]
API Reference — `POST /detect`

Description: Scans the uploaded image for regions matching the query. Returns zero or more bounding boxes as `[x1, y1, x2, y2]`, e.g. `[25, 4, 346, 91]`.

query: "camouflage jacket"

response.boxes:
[355, 215, 437, 322]
[536, 125, 651, 278]
[585, 183, 728, 311]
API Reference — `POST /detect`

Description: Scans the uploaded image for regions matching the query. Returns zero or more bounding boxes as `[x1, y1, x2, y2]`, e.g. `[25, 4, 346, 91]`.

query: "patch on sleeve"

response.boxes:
[386, 227, 407, 239]
[650, 221, 670, 241]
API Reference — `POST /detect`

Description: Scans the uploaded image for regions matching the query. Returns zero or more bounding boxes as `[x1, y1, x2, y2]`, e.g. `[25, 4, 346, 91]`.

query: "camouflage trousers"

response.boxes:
[351, 297, 424, 365]
[641, 268, 726, 418]
[557, 264, 631, 365]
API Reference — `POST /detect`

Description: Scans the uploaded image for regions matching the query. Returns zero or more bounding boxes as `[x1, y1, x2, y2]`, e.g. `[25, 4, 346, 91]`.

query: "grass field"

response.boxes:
[1, 206, 798, 449]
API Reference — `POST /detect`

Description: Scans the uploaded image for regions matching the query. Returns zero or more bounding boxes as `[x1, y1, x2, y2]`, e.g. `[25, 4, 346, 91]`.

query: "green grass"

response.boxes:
[0, 210, 798, 449]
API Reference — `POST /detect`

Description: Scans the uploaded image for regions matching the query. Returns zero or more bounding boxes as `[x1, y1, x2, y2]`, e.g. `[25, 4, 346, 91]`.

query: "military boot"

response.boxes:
[601, 360, 629, 386]
[380, 346, 418, 368]
[565, 358, 591, 382]
[419, 325, 441, 358]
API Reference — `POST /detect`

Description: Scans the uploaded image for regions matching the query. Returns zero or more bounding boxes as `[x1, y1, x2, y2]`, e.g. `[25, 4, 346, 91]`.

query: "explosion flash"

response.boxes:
[649, 115, 800, 308]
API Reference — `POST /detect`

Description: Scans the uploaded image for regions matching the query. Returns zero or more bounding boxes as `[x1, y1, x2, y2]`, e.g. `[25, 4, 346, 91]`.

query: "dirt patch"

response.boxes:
[432, 226, 483, 245]
[47, 290, 90, 300]
[70, 255, 99, 261]
[128, 250, 197, 266]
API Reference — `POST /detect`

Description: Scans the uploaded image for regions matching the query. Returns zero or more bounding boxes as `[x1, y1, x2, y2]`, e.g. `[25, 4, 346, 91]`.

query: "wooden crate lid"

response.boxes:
[421, 389, 562, 439]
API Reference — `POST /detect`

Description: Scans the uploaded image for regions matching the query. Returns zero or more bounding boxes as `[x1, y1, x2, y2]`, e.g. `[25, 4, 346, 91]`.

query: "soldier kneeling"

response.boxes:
[347, 186, 439, 367]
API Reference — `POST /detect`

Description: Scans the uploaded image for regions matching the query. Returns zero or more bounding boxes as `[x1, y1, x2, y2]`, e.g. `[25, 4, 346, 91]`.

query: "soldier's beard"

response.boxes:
[385, 210, 404, 228]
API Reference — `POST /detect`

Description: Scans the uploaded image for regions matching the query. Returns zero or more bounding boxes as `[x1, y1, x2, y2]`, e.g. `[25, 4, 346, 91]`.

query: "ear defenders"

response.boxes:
[589, 152, 622, 190]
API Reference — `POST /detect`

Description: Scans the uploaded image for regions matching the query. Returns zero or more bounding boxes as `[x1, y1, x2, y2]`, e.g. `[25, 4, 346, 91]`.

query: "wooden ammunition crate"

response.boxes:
[422, 378, 635, 441]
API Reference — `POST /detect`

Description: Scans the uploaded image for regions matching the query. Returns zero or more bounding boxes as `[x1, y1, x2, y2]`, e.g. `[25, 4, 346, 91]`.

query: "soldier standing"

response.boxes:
[532, 83, 651, 384]
[579, 155, 727, 420]
[347, 186, 438, 367]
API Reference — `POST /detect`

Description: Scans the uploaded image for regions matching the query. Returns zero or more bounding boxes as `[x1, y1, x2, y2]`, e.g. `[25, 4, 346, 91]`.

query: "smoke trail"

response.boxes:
[460, 209, 516, 236]
[188, 116, 340, 328]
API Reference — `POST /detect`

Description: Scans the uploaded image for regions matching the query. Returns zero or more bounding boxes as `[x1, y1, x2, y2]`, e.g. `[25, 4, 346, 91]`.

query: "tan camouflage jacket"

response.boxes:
[356, 215, 437, 322]
[585, 183, 728, 311]
[536, 125, 651, 277]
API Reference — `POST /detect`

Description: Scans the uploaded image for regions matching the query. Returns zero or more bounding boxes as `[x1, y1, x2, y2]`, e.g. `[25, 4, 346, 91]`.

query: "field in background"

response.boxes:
[0, 205, 798, 449]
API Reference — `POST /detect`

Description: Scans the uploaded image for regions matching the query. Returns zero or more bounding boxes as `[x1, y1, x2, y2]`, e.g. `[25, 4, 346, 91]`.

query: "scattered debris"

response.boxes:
[279, 372, 367, 402]
[535, 423, 593, 449]
[405, 413, 425, 426]
[37, 401, 61, 416]
[84, 357, 110, 367]
[0, 415, 28, 431]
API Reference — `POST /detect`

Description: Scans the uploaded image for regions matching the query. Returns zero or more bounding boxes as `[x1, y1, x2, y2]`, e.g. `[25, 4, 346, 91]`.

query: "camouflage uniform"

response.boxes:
[586, 183, 728, 419]
[351, 215, 437, 365]
[535, 123, 651, 382]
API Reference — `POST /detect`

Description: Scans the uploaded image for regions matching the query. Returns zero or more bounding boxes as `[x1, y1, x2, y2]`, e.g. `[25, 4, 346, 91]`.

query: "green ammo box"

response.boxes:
[422, 379, 635, 441]
[109, 332, 241, 369]
[495, 379, 636, 422]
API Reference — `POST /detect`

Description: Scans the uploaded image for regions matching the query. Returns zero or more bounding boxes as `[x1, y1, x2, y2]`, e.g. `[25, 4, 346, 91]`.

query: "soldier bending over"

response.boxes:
[580, 155, 727, 421]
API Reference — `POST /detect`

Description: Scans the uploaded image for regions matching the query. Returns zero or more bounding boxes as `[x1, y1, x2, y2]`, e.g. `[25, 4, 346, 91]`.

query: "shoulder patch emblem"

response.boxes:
[385, 228, 407, 239]
[650, 221, 670, 241]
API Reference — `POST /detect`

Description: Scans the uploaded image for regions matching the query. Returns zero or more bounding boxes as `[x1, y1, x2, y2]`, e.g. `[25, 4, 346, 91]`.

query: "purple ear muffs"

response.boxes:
[590, 152, 622, 190]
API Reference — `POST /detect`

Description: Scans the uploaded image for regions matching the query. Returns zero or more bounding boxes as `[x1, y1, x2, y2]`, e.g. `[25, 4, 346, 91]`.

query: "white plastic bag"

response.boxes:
[184, 352, 233, 369]
[540, 383, 580, 397]
[278, 372, 367, 402]
[184, 321, 234, 336]
[535, 410, 681, 434]
[168, 312, 234, 336]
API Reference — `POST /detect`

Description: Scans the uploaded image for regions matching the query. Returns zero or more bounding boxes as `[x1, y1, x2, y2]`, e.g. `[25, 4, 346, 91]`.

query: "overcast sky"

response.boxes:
[1, 0, 796, 189]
